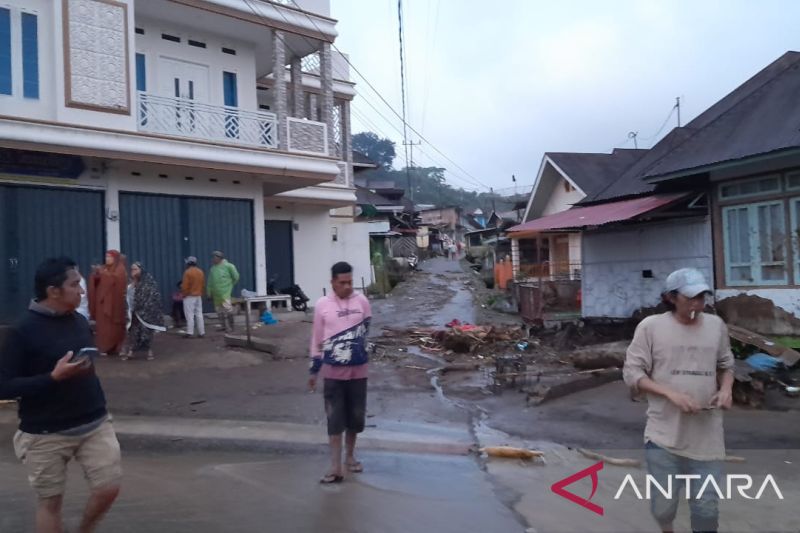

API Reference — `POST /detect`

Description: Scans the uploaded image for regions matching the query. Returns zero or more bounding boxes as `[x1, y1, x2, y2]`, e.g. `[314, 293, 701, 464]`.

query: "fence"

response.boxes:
[514, 261, 582, 322]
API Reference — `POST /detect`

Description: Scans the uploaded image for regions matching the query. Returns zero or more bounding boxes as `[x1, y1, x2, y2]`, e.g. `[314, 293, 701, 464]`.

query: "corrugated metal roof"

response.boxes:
[507, 193, 687, 235]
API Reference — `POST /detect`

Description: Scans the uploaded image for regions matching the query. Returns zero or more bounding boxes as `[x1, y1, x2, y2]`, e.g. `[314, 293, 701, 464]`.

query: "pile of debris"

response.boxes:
[381, 321, 531, 360]
[728, 325, 800, 408]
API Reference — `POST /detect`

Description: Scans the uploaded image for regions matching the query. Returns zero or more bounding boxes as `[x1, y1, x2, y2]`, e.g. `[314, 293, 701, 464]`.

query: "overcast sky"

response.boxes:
[330, 0, 800, 193]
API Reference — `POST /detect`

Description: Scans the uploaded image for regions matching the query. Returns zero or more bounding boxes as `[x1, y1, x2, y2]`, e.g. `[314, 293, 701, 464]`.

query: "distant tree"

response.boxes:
[353, 132, 397, 169]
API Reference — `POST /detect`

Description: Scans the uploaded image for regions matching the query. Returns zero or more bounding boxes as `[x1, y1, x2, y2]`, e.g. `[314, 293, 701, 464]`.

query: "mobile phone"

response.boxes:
[70, 347, 99, 363]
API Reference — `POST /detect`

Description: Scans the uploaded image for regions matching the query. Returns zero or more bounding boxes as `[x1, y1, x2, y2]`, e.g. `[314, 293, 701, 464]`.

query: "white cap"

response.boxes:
[665, 268, 711, 298]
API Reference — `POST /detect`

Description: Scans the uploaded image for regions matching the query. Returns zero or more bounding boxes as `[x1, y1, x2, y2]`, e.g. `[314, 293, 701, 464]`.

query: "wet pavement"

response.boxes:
[0, 446, 524, 533]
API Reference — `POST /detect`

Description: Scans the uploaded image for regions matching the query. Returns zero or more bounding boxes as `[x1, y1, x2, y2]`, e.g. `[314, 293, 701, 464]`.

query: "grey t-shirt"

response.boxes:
[623, 312, 734, 460]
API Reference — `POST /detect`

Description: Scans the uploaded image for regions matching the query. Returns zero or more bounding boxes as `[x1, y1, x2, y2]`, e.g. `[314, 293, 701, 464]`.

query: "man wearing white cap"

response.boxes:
[624, 268, 734, 533]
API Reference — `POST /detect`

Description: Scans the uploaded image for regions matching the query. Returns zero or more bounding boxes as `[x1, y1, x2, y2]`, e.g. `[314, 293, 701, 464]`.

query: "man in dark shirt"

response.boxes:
[0, 257, 121, 533]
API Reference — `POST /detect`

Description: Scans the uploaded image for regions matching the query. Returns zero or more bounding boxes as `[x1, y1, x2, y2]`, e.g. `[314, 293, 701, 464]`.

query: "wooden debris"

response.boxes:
[480, 446, 545, 460]
[577, 448, 641, 467]
[441, 362, 481, 373]
[725, 455, 747, 463]
[728, 324, 800, 367]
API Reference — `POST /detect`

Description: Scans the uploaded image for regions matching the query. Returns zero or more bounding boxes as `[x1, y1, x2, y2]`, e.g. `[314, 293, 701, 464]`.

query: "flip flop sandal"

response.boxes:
[319, 474, 344, 484]
[346, 462, 363, 473]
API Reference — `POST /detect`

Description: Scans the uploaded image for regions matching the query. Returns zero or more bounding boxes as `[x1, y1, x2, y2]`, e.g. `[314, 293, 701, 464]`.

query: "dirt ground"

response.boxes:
[90, 257, 800, 452]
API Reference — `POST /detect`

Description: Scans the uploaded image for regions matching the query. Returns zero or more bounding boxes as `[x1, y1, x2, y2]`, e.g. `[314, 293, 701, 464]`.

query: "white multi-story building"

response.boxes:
[0, 0, 370, 321]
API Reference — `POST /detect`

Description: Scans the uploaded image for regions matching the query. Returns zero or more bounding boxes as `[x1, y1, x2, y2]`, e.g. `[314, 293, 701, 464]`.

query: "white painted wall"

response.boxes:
[331, 220, 372, 292]
[581, 218, 713, 318]
[134, 17, 259, 112]
[265, 202, 371, 303]
[569, 232, 582, 264]
[541, 178, 585, 217]
[265, 202, 332, 302]
[0, 0, 56, 121]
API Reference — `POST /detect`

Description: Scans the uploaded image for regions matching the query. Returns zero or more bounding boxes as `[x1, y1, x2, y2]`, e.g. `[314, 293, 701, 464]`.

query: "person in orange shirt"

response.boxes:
[181, 257, 206, 338]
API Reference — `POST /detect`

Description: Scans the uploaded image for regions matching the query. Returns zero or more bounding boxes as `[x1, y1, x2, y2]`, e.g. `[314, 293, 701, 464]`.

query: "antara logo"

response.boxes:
[550, 461, 605, 516]
[551, 462, 784, 516]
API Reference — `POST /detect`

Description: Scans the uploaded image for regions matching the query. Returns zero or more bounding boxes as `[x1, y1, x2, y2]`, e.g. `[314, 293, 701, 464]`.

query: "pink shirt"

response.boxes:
[310, 292, 371, 380]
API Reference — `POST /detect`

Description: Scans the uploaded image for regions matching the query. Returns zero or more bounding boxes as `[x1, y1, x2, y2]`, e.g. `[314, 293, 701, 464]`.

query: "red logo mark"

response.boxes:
[550, 461, 604, 516]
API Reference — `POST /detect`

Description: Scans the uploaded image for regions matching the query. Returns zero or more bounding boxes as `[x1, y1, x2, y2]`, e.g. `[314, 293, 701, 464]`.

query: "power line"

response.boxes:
[349, 105, 484, 192]
[284, 0, 491, 191]
[242, 0, 488, 192]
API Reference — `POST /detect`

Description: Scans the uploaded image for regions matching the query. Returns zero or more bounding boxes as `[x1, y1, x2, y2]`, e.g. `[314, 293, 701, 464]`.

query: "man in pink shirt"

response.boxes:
[308, 262, 372, 484]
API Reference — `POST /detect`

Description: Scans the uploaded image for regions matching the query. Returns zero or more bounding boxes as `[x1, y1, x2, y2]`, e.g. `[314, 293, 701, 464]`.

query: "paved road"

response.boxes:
[0, 445, 525, 533]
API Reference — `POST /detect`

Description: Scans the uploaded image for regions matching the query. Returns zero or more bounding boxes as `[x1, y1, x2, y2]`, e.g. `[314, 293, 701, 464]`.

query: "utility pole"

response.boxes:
[402, 139, 422, 201]
[676, 96, 681, 127]
[628, 131, 639, 149]
[403, 139, 422, 167]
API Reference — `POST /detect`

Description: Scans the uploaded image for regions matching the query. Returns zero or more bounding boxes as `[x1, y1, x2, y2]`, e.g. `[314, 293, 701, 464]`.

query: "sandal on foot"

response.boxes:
[346, 461, 363, 473]
[319, 474, 343, 484]
[146, 352, 155, 361]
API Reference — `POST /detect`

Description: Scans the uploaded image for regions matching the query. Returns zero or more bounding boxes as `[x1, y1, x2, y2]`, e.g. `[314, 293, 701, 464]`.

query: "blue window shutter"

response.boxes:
[0, 8, 11, 95]
[223, 71, 237, 107]
[135, 53, 146, 91]
[21, 12, 38, 99]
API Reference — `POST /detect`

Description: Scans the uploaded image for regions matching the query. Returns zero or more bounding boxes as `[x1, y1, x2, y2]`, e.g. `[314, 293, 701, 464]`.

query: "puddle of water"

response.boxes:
[436, 283, 476, 326]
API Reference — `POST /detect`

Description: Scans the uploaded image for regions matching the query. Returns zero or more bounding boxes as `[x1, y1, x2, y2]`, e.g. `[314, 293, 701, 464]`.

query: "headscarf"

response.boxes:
[131, 261, 164, 326]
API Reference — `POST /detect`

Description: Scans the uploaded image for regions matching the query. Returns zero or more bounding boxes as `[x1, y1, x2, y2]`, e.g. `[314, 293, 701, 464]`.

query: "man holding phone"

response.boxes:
[0, 257, 121, 533]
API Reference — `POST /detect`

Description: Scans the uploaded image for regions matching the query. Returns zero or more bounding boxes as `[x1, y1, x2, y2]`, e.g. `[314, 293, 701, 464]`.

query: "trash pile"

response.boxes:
[729, 325, 800, 408]
[382, 320, 529, 359]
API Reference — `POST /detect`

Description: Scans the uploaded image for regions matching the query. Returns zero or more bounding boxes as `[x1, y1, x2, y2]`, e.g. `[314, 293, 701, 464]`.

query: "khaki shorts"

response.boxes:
[13, 420, 122, 499]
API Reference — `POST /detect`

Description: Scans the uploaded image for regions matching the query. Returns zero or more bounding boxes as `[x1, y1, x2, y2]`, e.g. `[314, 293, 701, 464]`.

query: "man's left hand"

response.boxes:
[710, 388, 733, 409]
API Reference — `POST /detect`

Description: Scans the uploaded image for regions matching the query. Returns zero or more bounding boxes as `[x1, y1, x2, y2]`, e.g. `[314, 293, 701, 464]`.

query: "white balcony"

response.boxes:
[137, 92, 278, 149]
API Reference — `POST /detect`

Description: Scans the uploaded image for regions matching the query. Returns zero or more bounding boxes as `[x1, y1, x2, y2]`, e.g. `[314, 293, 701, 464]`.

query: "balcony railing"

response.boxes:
[137, 92, 278, 149]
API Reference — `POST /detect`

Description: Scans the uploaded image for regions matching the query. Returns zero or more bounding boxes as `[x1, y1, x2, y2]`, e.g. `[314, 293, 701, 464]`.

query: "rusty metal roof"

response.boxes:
[507, 193, 688, 235]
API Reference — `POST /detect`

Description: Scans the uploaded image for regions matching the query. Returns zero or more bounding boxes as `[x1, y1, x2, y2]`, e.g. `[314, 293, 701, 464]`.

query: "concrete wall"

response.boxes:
[264, 203, 371, 303]
[135, 17, 259, 112]
[1, 0, 57, 121]
[582, 218, 713, 318]
[541, 178, 584, 217]
[265, 202, 330, 302]
[330, 220, 372, 294]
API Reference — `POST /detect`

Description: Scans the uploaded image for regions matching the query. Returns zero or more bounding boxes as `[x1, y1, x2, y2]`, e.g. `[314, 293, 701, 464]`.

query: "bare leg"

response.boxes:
[36, 496, 63, 533]
[78, 484, 120, 533]
[327, 434, 343, 477]
[345, 430, 358, 465]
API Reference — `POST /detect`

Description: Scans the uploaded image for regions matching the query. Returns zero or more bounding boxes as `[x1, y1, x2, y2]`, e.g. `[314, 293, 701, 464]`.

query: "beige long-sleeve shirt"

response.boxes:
[623, 312, 734, 460]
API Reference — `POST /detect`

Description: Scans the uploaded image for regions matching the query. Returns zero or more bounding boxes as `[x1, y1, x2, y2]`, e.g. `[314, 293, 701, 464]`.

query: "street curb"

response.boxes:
[0, 410, 474, 456]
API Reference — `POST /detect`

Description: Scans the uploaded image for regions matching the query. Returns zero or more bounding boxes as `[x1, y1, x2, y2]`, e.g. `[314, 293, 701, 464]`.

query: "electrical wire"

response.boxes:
[241, 0, 488, 191]
[284, 0, 491, 190]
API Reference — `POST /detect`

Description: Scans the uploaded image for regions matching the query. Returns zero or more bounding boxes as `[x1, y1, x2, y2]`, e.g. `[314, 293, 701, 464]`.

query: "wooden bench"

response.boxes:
[232, 294, 293, 317]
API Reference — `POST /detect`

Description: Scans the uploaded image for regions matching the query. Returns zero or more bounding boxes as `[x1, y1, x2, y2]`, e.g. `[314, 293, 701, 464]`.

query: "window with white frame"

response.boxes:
[790, 197, 800, 285]
[0, 5, 39, 99]
[722, 201, 787, 286]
